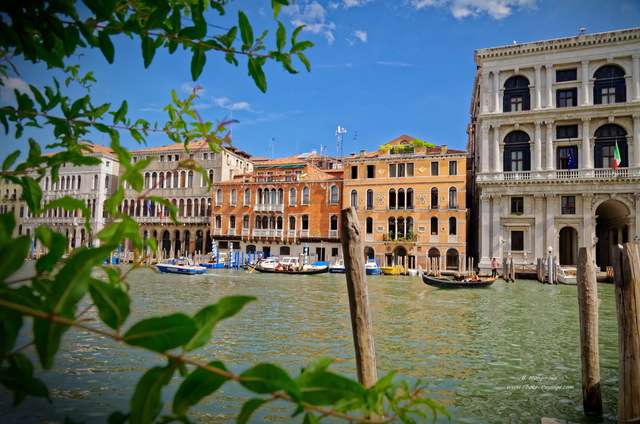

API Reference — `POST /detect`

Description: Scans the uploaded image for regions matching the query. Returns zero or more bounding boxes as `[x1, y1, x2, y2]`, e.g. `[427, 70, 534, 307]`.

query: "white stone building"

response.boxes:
[468, 27, 640, 274]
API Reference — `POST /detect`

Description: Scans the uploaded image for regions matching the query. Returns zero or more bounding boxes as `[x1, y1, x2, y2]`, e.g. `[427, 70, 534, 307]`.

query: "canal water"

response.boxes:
[1, 264, 621, 424]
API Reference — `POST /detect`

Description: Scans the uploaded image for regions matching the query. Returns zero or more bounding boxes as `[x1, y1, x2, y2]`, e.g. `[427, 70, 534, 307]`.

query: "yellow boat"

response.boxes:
[380, 265, 405, 275]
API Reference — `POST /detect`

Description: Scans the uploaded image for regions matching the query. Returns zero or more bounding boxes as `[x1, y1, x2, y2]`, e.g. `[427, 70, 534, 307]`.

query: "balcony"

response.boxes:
[329, 230, 338, 238]
[479, 167, 640, 184]
[134, 216, 210, 224]
[383, 233, 417, 243]
[252, 229, 284, 238]
[254, 204, 284, 213]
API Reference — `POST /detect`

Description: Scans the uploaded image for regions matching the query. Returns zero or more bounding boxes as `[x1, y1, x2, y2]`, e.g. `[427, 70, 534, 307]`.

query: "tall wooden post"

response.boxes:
[612, 243, 640, 423]
[576, 247, 602, 414]
[340, 207, 378, 388]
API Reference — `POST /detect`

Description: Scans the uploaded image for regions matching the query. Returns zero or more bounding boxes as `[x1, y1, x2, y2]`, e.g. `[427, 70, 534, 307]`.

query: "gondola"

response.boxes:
[253, 263, 329, 275]
[422, 273, 496, 288]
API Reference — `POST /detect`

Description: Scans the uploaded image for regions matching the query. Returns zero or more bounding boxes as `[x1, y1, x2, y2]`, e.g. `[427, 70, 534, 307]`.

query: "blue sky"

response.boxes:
[2, 0, 640, 161]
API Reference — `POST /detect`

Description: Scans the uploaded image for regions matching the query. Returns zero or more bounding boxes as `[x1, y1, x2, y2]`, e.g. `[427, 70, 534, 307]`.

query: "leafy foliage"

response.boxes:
[0, 1, 446, 423]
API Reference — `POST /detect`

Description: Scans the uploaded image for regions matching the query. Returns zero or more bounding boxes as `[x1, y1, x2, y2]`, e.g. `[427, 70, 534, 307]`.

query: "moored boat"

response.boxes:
[253, 258, 328, 274]
[365, 258, 382, 275]
[329, 259, 346, 273]
[381, 264, 405, 276]
[422, 273, 496, 288]
[156, 257, 206, 275]
[556, 266, 577, 285]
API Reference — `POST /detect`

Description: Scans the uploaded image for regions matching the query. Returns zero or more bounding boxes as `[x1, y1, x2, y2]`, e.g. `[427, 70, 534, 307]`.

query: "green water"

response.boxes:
[0, 265, 621, 423]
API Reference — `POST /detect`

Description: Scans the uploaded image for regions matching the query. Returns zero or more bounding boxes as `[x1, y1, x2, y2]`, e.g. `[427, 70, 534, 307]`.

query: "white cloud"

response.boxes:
[285, 1, 337, 44]
[343, 0, 374, 7]
[377, 61, 415, 67]
[0, 77, 32, 103]
[354, 30, 368, 42]
[211, 96, 253, 112]
[409, 0, 536, 19]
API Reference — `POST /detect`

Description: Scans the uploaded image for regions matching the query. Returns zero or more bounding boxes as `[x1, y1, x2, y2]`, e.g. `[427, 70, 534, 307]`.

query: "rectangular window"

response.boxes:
[406, 163, 414, 177]
[556, 124, 578, 139]
[511, 197, 524, 214]
[350, 166, 358, 179]
[562, 196, 576, 214]
[388, 164, 396, 178]
[511, 231, 524, 251]
[510, 151, 524, 171]
[601, 87, 616, 104]
[557, 146, 578, 169]
[431, 162, 439, 176]
[397, 163, 405, 178]
[366, 165, 375, 178]
[557, 88, 577, 108]
[449, 161, 457, 175]
[510, 96, 523, 111]
[556, 68, 577, 82]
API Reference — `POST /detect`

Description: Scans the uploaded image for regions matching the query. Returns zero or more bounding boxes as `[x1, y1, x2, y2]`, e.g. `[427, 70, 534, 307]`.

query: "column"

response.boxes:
[581, 60, 591, 106]
[534, 121, 542, 171]
[632, 55, 640, 102]
[634, 114, 640, 168]
[545, 65, 554, 108]
[534, 195, 544, 260]
[583, 193, 594, 256]
[546, 194, 556, 255]
[492, 124, 501, 173]
[534, 65, 542, 109]
[479, 193, 492, 269]
[481, 71, 490, 114]
[480, 123, 490, 173]
[492, 195, 502, 258]
[545, 120, 554, 170]
[582, 118, 592, 169]
[635, 193, 640, 243]
[493, 71, 501, 113]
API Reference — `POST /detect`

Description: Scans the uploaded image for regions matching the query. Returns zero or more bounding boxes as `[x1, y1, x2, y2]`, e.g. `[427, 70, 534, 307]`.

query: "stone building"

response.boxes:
[468, 27, 640, 274]
[0, 178, 25, 236]
[211, 154, 343, 263]
[342, 135, 468, 272]
[122, 139, 252, 258]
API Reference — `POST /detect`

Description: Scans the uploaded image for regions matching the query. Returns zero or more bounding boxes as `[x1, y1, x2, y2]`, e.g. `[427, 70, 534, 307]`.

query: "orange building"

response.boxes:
[341, 135, 468, 272]
[212, 154, 343, 262]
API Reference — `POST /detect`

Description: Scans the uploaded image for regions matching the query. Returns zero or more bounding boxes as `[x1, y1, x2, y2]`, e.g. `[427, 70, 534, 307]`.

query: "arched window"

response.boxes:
[594, 124, 628, 168]
[289, 216, 296, 231]
[366, 217, 373, 234]
[430, 217, 438, 235]
[180, 171, 186, 188]
[243, 215, 250, 229]
[289, 187, 297, 206]
[503, 75, 530, 112]
[229, 215, 236, 231]
[144, 172, 150, 189]
[593, 65, 626, 104]
[389, 188, 396, 209]
[173, 171, 179, 188]
[255, 216, 262, 229]
[448, 187, 457, 209]
[388, 217, 396, 240]
[187, 171, 194, 188]
[366, 189, 373, 209]
[503, 130, 531, 172]
[244, 188, 251, 206]
[186, 199, 192, 217]
[330, 215, 338, 232]
[277, 188, 284, 204]
[179, 199, 185, 217]
[302, 187, 310, 205]
[406, 188, 414, 209]
[446, 248, 459, 270]
[193, 198, 199, 216]
[201, 198, 206, 216]
[216, 189, 223, 206]
[330, 185, 339, 204]
[165, 171, 172, 188]
[208, 169, 214, 184]
[449, 217, 457, 235]
[151, 172, 157, 188]
[301, 215, 309, 230]
[215, 215, 222, 229]
[230, 189, 237, 206]
[430, 188, 438, 209]
[270, 188, 277, 204]
[397, 188, 405, 208]
[350, 190, 358, 208]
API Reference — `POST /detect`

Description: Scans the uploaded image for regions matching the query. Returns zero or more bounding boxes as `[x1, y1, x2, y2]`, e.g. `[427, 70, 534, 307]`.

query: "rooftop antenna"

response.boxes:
[353, 130, 359, 154]
[270, 137, 276, 159]
[336, 126, 347, 158]
[579, 28, 586, 35]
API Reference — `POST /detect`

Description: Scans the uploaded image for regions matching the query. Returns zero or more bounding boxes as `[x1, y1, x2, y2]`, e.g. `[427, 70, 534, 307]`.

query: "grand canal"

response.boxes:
[1, 264, 621, 424]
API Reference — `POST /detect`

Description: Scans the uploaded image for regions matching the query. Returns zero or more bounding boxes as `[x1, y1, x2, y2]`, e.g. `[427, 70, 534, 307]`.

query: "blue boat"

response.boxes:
[365, 258, 382, 275]
[329, 259, 346, 273]
[156, 258, 206, 275]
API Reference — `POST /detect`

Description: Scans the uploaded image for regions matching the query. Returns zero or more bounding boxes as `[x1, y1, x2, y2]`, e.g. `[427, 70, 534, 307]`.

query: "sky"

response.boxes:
[2, 0, 640, 162]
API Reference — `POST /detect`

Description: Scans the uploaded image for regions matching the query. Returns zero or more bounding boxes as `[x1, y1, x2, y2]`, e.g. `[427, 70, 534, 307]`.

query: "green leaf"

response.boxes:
[33, 318, 71, 370]
[248, 57, 267, 93]
[303, 412, 321, 424]
[297, 52, 311, 72]
[0, 235, 30, 283]
[0, 354, 50, 405]
[41, 196, 92, 233]
[276, 22, 286, 52]
[123, 314, 197, 352]
[98, 30, 115, 63]
[238, 398, 269, 424]
[112, 100, 128, 124]
[185, 296, 256, 351]
[130, 365, 175, 424]
[0, 212, 17, 244]
[190, 46, 206, 81]
[141, 35, 156, 68]
[89, 279, 131, 330]
[20, 176, 42, 213]
[172, 361, 230, 415]
[240, 363, 300, 402]
[295, 370, 365, 407]
[105, 188, 124, 216]
[2, 150, 20, 171]
[238, 11, 253, 49]
[0, 295, 23, 360]
[34, 226, 67, 274]
[96, 216, 142, 250]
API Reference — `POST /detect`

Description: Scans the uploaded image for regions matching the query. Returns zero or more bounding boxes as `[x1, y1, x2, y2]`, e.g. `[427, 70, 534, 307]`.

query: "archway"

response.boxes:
[388, 246, 408, 268]
[558, 227, 578, 265]
[161, 231, 171, 257]
[595, 199, 631, 269]
[445, 248, 460, 270]
[364, 246, 375, 260]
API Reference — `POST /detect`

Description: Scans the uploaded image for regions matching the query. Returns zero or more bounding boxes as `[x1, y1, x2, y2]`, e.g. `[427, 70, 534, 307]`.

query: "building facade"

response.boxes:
[468, 27, 640, 273]
[342, 136, 468, 272]
[121, 139, 252, 258]
[211, 154, 343, 263]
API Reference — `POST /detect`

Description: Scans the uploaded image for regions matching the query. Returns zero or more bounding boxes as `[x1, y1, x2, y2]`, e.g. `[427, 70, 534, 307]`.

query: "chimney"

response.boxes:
[441, 145, 448, 154]
[360, 149, 366, 158]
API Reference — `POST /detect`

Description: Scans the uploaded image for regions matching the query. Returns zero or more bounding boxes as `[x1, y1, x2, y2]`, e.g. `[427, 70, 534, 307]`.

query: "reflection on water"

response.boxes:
[0, 264, 620, 423]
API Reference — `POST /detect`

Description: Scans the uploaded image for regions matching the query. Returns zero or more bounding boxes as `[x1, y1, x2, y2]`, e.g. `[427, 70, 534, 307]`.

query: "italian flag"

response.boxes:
[613, 141, 622, 169]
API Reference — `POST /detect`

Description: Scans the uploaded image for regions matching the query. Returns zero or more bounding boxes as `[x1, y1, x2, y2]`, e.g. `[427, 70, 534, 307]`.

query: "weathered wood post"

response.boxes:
[340, 207, 378, 388]
[576, 247, 602, 415]
[612, 243, 640, 423]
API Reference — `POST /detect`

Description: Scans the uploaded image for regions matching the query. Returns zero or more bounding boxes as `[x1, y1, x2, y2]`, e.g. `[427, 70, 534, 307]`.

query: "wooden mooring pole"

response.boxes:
[340, 207, 378, 388]
[612, 243, 640, 423]
[576, 247, 602, 415]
